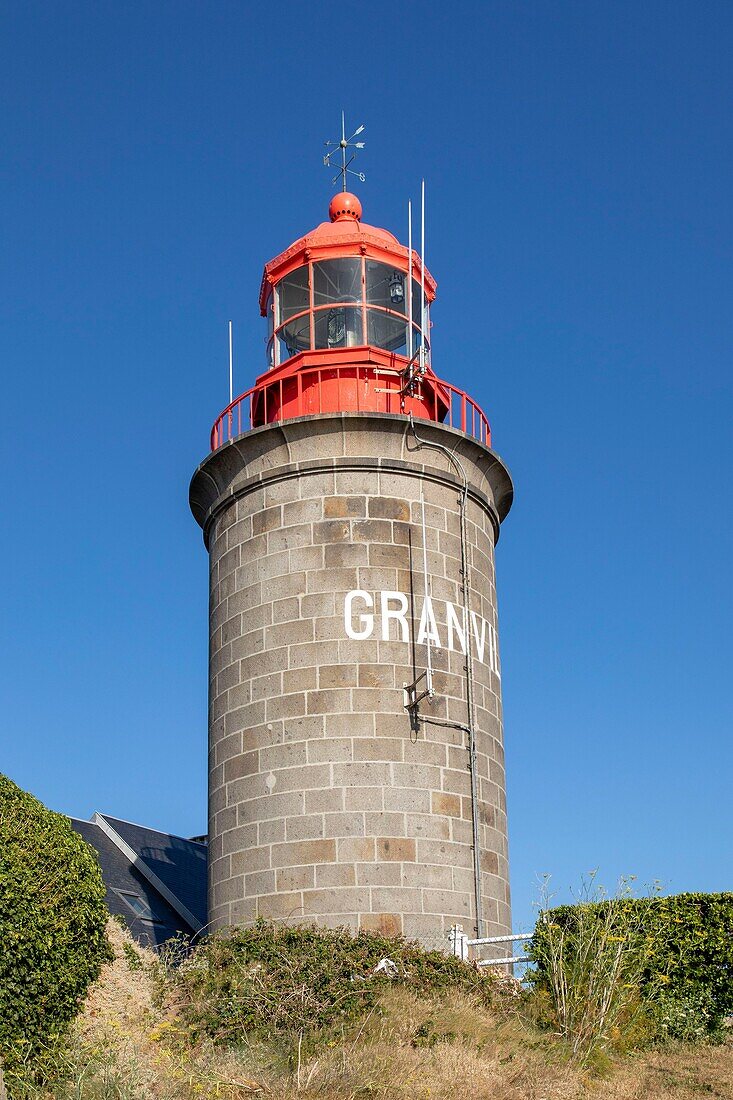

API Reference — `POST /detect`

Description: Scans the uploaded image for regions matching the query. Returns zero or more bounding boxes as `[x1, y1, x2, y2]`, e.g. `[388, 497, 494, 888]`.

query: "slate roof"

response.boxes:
[101, 816, 208, 931]
[69, 814, 208, 949]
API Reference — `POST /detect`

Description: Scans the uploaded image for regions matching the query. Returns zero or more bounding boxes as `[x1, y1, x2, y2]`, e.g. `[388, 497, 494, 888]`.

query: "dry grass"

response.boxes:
[33, 920, 733, 1100]
[270, 987, 582, 1100]
[274, 988, 733, 1100]
[78, 920, 156, 1043]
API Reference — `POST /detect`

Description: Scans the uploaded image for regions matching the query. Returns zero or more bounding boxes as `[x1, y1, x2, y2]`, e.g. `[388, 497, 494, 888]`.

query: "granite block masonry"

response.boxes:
[190, 411, 513, 943]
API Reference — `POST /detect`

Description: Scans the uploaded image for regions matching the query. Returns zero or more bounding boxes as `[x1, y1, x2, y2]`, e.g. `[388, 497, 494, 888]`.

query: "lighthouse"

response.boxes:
[190, 167, 513, 943]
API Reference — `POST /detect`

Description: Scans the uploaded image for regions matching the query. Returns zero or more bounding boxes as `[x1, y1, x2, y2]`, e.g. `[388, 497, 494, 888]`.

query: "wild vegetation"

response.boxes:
[6, 906, 733, 1100]
[163, 919, 496, 1058]
[2, 772, 731, 1099]
[529, 875, 733, 1062]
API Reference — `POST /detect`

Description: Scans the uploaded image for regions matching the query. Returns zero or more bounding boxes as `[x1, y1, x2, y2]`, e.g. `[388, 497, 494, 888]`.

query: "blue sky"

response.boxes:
[1, 1, 731, 934]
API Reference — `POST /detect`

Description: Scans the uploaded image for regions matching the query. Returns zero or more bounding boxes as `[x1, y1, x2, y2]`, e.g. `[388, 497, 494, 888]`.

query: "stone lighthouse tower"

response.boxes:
[190, 181, 513, 943]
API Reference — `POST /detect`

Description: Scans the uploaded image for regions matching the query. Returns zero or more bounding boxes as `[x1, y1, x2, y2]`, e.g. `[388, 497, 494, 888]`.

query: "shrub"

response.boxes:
[529, 881, 733, 1057]
[527, 876, 655, 1064]
[635, 892, 733, 1020]
[164, 919, 496, 1055]
[0, 774, 112, 1091]
[652, 989, 721, 1044]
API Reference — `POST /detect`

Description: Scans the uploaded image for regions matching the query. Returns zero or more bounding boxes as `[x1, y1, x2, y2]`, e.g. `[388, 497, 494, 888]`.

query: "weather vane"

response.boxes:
[323, 112, 365, 190]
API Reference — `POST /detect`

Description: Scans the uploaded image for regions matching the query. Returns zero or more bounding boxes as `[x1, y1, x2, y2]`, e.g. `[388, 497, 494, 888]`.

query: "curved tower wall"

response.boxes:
[190, 412, 513, 942]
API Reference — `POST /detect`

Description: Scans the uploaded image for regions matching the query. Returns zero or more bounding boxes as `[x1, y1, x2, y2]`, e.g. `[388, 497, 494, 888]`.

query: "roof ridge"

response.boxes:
[96, 812, 207, 847]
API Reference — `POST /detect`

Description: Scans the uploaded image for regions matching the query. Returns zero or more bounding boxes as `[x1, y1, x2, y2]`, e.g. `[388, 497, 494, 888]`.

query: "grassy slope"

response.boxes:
[40, 921, 733, 1100]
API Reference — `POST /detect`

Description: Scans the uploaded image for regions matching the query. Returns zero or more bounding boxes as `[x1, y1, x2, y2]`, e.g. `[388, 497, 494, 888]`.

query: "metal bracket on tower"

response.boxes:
[403, 671, 434, 736]
[398, 350, 429, 398]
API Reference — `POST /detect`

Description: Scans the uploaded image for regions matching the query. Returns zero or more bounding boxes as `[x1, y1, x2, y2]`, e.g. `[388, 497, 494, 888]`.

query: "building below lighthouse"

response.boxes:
[190, 187, 514, 943]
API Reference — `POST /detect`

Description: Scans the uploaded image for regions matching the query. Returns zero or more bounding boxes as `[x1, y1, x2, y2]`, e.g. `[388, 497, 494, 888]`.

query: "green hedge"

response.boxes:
[529, 892, 733, 1026]
[0, 774, 112, 1087]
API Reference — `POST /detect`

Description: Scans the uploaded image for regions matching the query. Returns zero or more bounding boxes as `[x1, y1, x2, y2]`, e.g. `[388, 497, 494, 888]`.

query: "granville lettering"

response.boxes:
[344, 590, 500, 676]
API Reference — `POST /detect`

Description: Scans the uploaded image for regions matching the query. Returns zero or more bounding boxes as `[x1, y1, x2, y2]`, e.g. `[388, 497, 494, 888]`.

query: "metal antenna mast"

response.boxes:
[323, 111, 366, 189]
[228, 320, 233, 405]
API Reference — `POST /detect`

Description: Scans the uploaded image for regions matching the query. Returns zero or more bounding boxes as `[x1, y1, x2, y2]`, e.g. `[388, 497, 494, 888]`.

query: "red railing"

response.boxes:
[210, 364, 491, 451]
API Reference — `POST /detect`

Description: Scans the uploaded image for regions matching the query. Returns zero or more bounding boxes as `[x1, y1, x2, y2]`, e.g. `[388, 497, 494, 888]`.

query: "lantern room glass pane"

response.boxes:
[265, 291, 274, 337]
[411, 281, 429, 331]
[366, 261, 407, 315]
[367, 309, 408, 355]
[314, 306, 364, 349]
[276, 312, 311, 363]
[277, 266, 310, 324]
[417, 324, 430, 349]
[313, 258, 362, 307]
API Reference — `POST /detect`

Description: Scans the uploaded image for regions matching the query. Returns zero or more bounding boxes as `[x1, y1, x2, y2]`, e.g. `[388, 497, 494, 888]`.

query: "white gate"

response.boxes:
[448, 925, 531, 968]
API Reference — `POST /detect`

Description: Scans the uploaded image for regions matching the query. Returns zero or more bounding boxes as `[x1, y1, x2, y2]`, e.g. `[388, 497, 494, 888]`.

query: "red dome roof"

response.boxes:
[259, 193, 436, 315]
[328, 191, 362, 222]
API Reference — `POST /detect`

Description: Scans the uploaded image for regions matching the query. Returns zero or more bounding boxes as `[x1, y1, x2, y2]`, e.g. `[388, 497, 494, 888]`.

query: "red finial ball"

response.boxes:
[329, 191, 362, 223]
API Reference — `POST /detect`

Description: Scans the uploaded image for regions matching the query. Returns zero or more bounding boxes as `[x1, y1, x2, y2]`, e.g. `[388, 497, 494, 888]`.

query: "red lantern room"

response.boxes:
[210, 191, 491, 450]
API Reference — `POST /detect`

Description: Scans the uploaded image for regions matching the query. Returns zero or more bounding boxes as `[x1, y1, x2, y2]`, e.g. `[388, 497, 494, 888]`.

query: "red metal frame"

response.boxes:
[210, 360, 491, 451]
